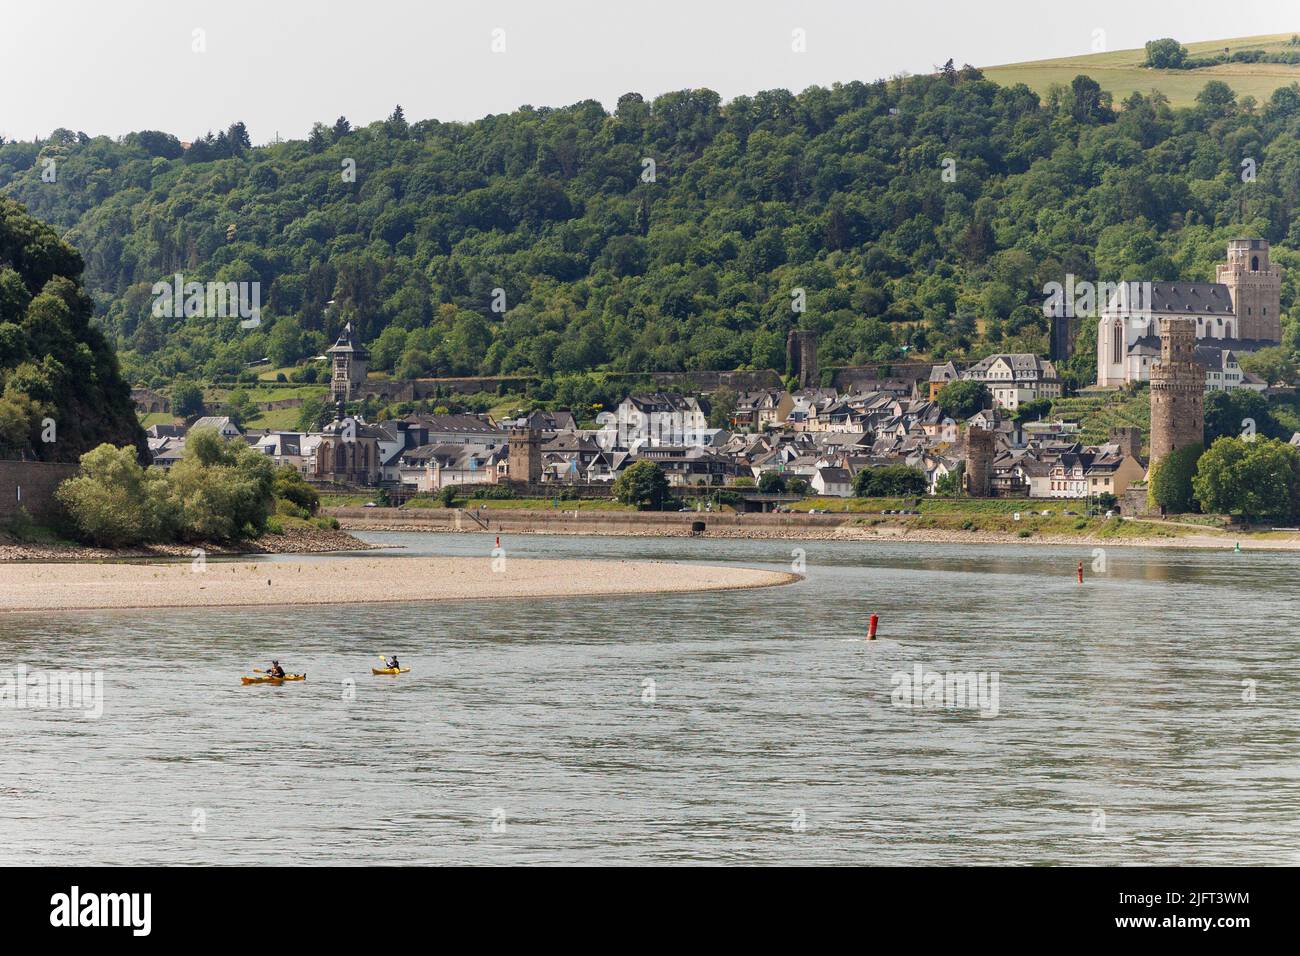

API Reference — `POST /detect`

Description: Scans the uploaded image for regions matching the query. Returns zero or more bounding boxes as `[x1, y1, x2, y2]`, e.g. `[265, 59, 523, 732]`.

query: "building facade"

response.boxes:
[1097, 239, 1281, 387]
[961, 354, 1061, 411]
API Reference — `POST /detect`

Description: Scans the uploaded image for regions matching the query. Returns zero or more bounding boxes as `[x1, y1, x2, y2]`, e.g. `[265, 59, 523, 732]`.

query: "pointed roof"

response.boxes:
[326, 321, 369, 358]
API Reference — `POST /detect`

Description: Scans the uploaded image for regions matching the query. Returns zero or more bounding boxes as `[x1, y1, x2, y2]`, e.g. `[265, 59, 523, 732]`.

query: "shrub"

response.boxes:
[164, 429, 276, 541]
[275, 497, 310, 519]
[936, 380, 991, 419]
[56, 444, 176, 547]
[2, 505, 41, 542]
[469, 484, 516, 499]
[853, 463, 927, 497]
[1148, 442, 1203, 514]
[272, 466, 319, 515]
[613, 461, 670, 509]
[1192, 436, 1300, 520]
[1144, 37, 1188, 69]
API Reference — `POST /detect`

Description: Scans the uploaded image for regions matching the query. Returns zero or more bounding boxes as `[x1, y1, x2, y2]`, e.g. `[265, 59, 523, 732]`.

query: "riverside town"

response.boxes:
[0, 0, 1288, 932]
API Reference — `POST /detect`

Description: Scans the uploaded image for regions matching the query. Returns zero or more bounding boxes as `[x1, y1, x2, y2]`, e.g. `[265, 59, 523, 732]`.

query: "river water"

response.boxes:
[2, 531, 1296, 865]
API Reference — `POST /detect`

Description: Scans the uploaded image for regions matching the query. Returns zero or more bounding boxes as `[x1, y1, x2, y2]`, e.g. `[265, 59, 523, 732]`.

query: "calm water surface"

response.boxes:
[2, 531, 1297, 865]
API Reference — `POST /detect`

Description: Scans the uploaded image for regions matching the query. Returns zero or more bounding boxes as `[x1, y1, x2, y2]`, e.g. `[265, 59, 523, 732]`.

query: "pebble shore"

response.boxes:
[0, 555, 797, 612]
[0, 526, 374, 563]
[336, 519, 1258, 549]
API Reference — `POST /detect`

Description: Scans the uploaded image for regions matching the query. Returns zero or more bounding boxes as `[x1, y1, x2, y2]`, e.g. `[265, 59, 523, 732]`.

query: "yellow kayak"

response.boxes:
[371, 666, 410, 675]
[241, 673, 306, 685]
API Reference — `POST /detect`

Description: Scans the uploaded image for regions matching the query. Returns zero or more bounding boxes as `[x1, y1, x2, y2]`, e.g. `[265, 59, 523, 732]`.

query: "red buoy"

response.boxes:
[867, 614, 879, 641]
[1077, 561, 1084, 584]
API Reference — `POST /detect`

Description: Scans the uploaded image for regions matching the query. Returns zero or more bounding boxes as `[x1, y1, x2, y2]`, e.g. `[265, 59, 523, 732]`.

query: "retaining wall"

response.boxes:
[0, 461, 79, 522]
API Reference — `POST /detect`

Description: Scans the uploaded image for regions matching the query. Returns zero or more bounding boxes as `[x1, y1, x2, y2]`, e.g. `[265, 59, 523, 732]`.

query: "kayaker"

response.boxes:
[384, 655, 400, 670]
[267, 660, 286, 678]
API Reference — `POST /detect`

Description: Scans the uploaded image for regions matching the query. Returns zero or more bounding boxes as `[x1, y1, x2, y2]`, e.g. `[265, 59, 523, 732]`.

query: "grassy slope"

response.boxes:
[982, 33, 1300, 107]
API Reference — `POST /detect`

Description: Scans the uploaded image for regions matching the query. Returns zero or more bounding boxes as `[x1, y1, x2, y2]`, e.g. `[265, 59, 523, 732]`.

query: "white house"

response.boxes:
[811, 466, 853, 497]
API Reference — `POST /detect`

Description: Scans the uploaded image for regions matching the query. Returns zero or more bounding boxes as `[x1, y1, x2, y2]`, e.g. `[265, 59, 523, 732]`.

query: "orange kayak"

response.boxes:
[241, 673, 306, 685]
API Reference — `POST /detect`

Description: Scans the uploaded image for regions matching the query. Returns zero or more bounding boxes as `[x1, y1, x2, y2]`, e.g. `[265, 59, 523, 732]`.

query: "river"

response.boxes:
[2, 531, 1296, 864]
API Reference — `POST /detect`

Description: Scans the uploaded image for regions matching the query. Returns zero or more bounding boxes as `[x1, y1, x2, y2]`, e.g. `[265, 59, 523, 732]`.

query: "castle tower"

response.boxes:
[965, 426, 995, 497]
[508, 424, 541, 487]
[1216, 238, 1281, 342]
[1050, 313, 1075, 364]
[1148, 318, 1204, 468]
[1108, 426, 1142, 460]
[326, 321, 370, 403]
[786, 329, 819, 389]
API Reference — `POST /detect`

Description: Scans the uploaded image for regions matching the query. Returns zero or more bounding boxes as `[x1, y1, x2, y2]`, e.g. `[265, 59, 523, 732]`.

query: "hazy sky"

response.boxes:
[1, 0, 1295, 142]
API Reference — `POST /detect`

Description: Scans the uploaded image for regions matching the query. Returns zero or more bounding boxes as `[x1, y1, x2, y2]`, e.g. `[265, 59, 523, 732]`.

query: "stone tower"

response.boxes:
[326, 321, 370, 402]
[1216, 238, 1281, 342]
[1049, 313, 1075, 364]
[1148, 318, 1204, 468]
[508, 424, 541, 487]
[1108, 426, 1142, 460]
[786, 329, 819, 389]
[965, 426, 995, 497]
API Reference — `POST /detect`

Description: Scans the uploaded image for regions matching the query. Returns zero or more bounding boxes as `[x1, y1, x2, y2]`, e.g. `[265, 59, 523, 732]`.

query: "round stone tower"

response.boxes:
[965, 426, 995, 497]
[1148, 318, 1204, 468]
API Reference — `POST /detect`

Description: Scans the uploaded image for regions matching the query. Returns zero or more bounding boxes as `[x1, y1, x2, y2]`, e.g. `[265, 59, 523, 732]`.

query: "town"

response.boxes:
[130, 238, 1290, 516]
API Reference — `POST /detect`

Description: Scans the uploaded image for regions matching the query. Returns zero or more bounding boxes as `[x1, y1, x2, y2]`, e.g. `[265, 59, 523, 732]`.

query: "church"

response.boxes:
[1095, 239, 1281, 387]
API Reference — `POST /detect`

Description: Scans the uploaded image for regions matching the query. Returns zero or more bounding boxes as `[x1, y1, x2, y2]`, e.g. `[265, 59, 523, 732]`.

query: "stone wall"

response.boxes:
[329, 505, 854, 536]
[624, 369, 784, 392]
[0, 460, 79, 522]
[830, 361, 932, 390]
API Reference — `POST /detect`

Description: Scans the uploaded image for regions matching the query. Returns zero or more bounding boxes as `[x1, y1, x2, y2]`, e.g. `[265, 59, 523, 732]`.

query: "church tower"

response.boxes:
[326, 322, 369, 402]
[1216, 239, 1281, 342]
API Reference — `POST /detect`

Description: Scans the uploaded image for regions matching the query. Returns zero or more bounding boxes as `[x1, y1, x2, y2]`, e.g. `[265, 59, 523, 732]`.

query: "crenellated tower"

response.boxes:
[1216, 238, 1281, 342]
[1148, 318, 1204, 468]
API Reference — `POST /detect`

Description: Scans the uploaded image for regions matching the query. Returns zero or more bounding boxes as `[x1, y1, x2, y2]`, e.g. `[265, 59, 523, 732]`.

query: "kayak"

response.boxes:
[241, 673, 306, 685]
[371, 667, 410, 675]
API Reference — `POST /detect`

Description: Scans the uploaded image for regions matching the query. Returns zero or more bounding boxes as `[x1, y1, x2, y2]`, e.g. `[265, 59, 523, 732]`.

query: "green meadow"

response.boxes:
[983, 33, 1300, 108]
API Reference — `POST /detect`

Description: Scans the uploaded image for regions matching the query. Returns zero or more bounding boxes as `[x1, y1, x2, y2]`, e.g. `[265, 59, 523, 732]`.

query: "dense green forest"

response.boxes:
[4, 69, 1300, 395]
[0, 198, 143, 459]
